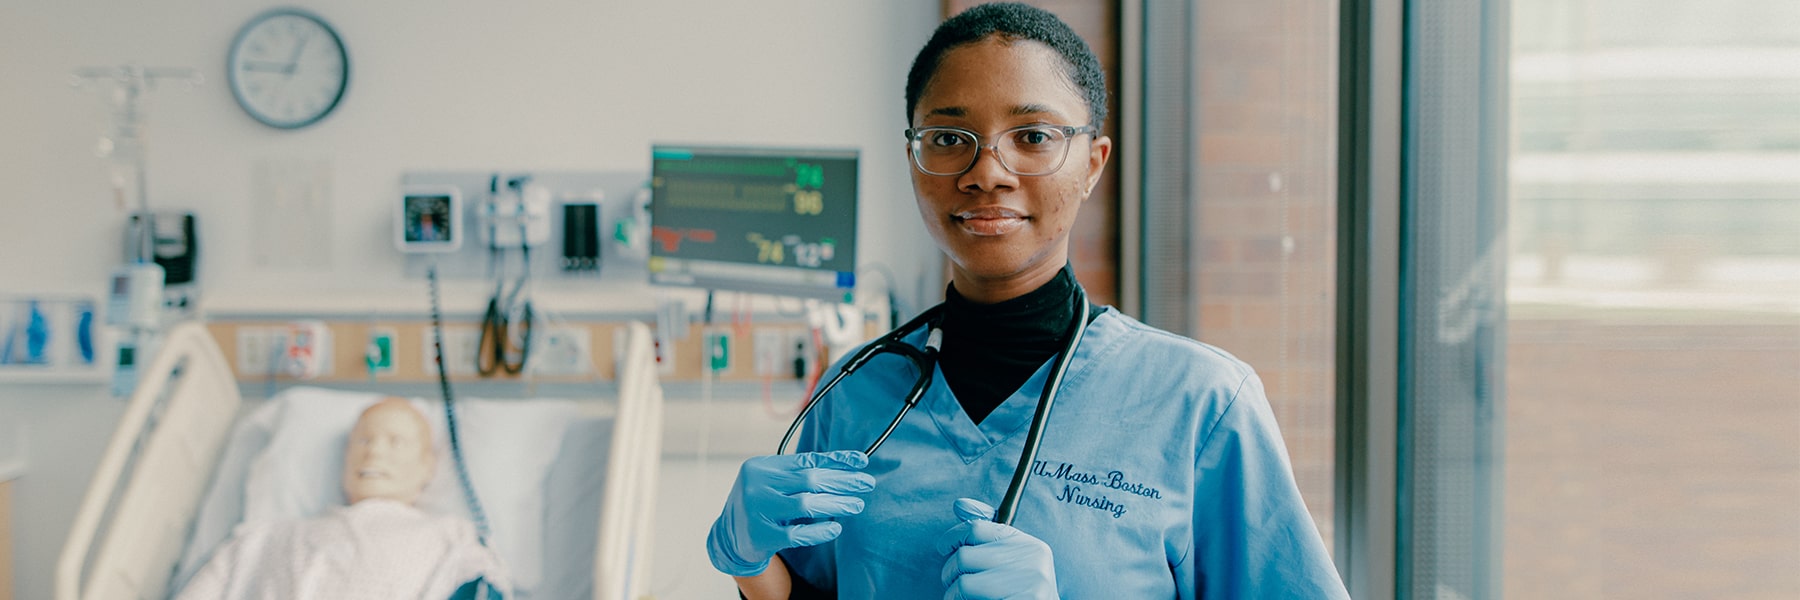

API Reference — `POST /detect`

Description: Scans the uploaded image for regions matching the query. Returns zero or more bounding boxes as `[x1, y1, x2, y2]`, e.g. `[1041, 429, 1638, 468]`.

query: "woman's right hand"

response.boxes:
[706, 450, 876, 576]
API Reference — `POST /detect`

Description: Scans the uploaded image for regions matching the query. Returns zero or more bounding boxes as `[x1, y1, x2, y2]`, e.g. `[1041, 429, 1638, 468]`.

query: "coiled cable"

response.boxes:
[428, 265, 492, 543]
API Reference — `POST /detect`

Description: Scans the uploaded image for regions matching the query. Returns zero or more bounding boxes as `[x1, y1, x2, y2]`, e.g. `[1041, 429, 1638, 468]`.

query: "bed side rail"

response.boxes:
[56, 322, 243, 600]
[595, 321, 662, 600]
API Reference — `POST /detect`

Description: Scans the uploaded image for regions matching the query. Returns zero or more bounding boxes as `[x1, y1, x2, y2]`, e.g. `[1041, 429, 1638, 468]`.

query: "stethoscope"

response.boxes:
[777, 284, 1092, 526]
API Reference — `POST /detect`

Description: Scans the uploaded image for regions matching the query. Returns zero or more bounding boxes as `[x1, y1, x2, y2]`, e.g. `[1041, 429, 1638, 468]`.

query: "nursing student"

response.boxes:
[708, 3, 1350, 598]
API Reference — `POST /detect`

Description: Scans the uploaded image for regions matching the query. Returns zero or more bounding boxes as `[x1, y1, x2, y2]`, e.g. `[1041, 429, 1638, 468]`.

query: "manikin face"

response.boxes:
[909, 37, 1111, 297]
[342, 399, 435, 505]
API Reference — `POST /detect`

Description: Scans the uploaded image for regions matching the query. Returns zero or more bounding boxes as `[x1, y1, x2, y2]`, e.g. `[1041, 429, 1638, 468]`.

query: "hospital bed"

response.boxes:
[56, 320, 665, 600]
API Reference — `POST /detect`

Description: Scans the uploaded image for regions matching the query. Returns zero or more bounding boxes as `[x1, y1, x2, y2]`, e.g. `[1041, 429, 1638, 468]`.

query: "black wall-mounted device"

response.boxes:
[562, 202, 600, 271]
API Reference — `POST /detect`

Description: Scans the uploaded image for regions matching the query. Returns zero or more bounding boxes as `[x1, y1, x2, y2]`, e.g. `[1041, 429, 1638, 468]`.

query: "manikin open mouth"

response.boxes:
[356, 468, 391, 480]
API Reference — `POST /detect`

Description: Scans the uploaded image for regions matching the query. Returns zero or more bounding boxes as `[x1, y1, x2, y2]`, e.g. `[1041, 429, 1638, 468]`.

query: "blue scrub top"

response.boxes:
[780, 308, 1349, 599]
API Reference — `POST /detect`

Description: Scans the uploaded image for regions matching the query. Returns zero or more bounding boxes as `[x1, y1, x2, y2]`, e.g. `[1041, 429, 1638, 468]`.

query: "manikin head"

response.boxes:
[342, 398, 436, 505]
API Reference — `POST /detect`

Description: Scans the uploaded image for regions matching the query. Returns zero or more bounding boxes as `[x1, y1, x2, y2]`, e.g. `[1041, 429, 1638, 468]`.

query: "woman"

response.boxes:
[708, 3, 1349, 598]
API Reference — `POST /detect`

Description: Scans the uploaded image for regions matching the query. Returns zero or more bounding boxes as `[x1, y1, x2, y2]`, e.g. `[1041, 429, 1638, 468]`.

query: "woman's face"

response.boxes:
[909, 38, 1111, 296]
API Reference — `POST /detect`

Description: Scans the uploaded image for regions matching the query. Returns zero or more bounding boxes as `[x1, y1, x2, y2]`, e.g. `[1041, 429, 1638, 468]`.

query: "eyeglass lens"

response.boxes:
[912, 126, 1076, 176]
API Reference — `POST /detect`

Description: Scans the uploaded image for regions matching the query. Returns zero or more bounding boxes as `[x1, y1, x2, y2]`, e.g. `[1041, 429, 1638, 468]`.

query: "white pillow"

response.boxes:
[240, 387, 575, 593]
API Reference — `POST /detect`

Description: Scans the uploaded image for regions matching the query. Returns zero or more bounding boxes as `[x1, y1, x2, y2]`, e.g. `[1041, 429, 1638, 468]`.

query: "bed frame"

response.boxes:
[56, 321, 663, 600]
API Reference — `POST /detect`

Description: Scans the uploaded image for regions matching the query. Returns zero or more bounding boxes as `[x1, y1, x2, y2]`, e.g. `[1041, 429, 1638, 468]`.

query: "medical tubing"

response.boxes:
[994, 288, 1091, 526]
[510, 277, 532, 374]
[429, 266, 493, 544]
[516, 244, 533, 373]
[512, 299, 533, 374]
[477, 283, 503, 376]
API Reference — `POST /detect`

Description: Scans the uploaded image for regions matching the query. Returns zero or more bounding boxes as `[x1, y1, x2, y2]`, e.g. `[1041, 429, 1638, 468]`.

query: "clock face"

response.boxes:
[228, 9, 348, 129]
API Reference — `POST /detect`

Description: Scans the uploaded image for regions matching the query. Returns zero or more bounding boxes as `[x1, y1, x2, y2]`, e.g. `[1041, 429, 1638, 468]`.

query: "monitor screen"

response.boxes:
[403, 194, 454, 243]
[648, 145, 858, 301]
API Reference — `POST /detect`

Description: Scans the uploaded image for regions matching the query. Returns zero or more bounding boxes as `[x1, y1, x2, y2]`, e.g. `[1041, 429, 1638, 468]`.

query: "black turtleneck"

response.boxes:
[940, 266, 1097, 426]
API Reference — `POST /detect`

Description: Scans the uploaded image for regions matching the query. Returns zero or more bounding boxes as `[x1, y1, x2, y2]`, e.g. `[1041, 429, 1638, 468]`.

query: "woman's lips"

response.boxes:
[954, 207, 1028, 236]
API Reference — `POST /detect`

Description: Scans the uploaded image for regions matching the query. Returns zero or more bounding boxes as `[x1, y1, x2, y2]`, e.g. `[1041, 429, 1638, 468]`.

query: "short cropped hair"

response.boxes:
[904, 2, 1108, 131]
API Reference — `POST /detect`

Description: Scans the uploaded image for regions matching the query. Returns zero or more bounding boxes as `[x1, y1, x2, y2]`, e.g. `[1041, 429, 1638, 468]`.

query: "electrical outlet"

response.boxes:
[754, 328, 785, 377]
[531, 326, 592, 376]
[632, 325, 677, 376]
[235, 326, 288, 377]
[705, 329, 732, 374]
[421, 327, 480, 376]
[791, 329, 815, 380]
[366, 327, 397, 375]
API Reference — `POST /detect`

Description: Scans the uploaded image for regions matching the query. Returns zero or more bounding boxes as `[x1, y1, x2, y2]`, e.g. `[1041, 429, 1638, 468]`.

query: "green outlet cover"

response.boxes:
[709, 333, 730, 372]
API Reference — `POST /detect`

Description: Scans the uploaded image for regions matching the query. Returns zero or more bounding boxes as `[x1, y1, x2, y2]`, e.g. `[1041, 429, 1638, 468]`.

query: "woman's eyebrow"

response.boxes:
[925, 104, 1063, 119]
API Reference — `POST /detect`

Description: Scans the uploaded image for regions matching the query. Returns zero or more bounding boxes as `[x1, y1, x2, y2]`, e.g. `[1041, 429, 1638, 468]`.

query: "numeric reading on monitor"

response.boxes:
[648, 146, 859, 301]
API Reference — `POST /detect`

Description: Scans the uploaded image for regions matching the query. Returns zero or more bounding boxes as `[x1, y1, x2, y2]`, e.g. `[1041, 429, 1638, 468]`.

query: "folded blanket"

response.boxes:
[176, 499, 509, 600]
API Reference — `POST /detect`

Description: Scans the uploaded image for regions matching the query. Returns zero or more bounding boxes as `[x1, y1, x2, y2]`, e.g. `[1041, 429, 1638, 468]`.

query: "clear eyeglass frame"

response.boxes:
[905, 123, 1098, 176]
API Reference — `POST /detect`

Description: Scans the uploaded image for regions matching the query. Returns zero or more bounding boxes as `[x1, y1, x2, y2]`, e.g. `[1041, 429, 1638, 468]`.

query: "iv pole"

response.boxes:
[71, 65, 201, 397]
[69, 64, 203, 263]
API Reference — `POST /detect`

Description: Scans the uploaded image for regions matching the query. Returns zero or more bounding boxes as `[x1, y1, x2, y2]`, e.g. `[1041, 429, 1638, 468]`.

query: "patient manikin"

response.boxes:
[178, 398, 509, 600]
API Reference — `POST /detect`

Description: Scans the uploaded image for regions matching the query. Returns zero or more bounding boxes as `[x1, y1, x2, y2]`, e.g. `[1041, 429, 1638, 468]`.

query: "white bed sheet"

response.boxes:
[172, 387, 615, 600]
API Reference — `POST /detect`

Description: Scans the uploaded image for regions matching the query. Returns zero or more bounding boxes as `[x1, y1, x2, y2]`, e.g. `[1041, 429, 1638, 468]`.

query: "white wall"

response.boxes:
[0, 0, 942, 312]
[0, 387, 123, 600]
[0, 2, 940, 598]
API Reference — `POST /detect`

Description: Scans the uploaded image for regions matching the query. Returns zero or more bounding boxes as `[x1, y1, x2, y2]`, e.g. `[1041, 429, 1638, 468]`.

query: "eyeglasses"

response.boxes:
[905, 124, 1097, 177]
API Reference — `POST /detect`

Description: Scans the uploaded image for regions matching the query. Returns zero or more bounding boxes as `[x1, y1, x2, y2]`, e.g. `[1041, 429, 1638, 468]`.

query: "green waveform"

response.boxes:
[658, 159, 789, 178]
[662, 180, 790, 213]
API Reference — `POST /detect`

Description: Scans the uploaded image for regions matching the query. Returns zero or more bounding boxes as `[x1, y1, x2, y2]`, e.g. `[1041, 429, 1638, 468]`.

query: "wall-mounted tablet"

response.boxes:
[396, 184, 463, 253]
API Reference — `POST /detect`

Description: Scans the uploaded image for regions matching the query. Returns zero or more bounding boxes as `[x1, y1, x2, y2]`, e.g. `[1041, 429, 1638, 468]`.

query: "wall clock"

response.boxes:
[227, 8, 349, 129]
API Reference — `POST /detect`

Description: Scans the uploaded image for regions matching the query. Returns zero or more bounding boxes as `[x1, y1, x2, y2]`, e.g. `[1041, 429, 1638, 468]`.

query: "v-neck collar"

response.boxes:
[918, 306, 1119, 464]
[924, 358, 1053, 463]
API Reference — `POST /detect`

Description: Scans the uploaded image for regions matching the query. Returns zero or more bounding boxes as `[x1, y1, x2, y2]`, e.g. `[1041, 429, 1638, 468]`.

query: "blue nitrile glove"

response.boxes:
[935, 498, 1059, 600]
[707, 450, 876, 577]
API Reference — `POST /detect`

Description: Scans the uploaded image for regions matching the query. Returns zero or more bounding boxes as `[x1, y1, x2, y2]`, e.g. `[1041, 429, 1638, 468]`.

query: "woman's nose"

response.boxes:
[959, 145, 1018, 192]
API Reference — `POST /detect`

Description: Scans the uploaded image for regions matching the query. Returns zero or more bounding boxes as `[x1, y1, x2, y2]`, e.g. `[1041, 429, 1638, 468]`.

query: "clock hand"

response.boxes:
[285, 31, 312, 76]
[241, 61, 291, 73]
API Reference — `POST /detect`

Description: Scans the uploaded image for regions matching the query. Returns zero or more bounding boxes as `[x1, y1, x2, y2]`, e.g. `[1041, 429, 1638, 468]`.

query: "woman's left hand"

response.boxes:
[935, 498, 1059, 600]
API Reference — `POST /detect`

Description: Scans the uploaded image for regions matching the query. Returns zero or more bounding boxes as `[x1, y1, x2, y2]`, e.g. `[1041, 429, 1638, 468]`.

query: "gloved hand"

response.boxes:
[935, 498, 1059, 600]
[706, 450, 876, 577]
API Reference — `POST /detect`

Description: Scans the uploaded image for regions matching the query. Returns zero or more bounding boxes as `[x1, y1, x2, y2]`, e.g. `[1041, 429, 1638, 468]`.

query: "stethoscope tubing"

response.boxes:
[776, 285, 1092, 527]
[777, 306, 944, 456]
[994, 290, 1088, 524]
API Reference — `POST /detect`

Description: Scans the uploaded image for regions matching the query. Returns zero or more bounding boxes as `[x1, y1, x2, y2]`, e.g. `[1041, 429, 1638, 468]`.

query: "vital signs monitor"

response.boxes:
[647, 145, 858, 301]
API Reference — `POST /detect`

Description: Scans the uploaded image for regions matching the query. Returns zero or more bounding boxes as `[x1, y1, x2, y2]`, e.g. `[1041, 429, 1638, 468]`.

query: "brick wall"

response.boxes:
[1190, 0, 1341, 548]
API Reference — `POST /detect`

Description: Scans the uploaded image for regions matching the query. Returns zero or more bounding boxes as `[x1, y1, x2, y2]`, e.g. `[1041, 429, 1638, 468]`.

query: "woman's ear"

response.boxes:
[1086, 135, 1114, 196]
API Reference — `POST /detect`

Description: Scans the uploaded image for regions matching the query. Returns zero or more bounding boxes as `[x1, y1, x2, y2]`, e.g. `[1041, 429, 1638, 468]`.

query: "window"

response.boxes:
[1504, 0, 1800, 597]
